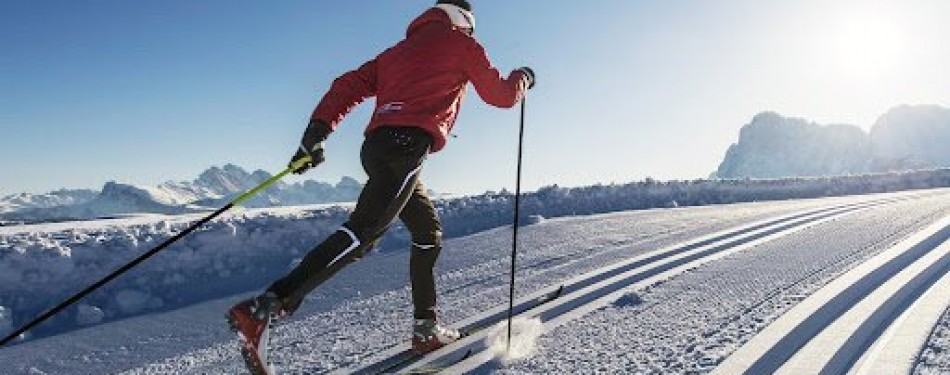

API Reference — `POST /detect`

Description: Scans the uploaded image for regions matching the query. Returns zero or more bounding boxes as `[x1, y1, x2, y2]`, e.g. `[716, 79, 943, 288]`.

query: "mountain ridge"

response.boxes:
[715, 105, 950, 178]
[0, 164, 363, 222]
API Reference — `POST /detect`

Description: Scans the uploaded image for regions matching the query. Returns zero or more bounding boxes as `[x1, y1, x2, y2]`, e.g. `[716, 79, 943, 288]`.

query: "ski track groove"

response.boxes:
[849, 247, 950, 375]
[699, 204, 938, 356]
[795, 232, 950, 374]
[426, 195, 912, 373]
[360, 198, 898, 372]
[712, 211, 950, 375]
[486, 191, 950, 374]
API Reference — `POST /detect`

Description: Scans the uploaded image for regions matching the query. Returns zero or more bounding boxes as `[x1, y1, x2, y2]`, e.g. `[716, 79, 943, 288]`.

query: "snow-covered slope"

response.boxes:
[2, 189, 949, 374]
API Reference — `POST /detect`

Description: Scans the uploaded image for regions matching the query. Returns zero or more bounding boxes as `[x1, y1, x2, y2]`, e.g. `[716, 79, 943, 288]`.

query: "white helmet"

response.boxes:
[435, 0, 475, 34]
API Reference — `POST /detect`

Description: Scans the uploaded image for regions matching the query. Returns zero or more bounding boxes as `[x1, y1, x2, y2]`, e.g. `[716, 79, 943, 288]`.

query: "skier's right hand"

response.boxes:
[289, 119, 331, 175]
[516, 67, 535, 89]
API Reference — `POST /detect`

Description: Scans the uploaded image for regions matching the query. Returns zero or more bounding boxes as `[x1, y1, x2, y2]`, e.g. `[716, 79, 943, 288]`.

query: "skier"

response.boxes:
[226, 0, 534, 372]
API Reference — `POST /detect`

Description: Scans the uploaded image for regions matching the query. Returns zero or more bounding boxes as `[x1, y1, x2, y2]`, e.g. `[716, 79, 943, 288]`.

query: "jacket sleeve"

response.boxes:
[462, 40, 529, 109]
[310, 59, 379, 130]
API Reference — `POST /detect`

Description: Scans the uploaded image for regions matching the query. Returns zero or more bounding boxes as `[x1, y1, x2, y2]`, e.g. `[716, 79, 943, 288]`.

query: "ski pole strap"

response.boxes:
[232, 155, 312, 206]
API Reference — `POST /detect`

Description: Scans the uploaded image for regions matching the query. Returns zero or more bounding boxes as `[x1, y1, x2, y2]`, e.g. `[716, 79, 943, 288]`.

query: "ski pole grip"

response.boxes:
[290, 154, 313, 172]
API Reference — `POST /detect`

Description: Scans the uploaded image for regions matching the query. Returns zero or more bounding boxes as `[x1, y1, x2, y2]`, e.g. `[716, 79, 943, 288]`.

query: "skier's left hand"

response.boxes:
[289, 146, 323, 175]
[289, 120, 331, 174]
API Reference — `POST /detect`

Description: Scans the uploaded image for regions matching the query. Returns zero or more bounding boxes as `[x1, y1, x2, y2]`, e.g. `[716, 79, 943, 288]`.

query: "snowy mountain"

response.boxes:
[871, 105, 950, 171]
[715, 112, 872, 178]
[715, 105, 950, 178]
[0, 164, 363, 222]
[0, 189, 97, 214]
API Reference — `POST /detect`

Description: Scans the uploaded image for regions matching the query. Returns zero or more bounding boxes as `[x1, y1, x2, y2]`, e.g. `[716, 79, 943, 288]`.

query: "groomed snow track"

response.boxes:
[344, 194, 922, 374]
[713, 214, 950, 375]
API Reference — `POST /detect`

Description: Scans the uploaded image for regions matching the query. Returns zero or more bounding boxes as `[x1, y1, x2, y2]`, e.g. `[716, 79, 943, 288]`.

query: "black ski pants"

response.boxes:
[268, 126, 444, 320]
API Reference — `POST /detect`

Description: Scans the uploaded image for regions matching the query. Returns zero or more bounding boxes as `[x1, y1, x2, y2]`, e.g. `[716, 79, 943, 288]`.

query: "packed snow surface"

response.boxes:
[917, 306, 950, 374]
[0, 189, 948, 374]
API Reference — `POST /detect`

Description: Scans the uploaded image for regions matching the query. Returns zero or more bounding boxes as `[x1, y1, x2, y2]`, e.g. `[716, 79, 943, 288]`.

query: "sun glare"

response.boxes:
[833, 12, 904, 79]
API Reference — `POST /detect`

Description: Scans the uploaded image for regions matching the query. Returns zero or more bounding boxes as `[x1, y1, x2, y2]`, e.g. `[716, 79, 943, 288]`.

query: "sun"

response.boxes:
[832, 12, 904, 79]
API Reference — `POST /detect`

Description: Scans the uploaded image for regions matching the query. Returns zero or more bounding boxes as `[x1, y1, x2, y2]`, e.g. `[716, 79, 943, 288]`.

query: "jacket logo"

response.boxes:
[378, 102, 404, 114]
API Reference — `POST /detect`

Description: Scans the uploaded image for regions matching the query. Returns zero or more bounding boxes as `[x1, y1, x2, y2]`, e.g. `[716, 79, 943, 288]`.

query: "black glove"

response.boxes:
[517, 67, 535, 89]
[289, 119, 331, 174]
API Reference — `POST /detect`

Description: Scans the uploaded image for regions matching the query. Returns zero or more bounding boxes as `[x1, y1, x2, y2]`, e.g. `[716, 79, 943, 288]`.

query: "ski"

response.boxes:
[407, 349, 473, 374]
[357, 284, 564, 374]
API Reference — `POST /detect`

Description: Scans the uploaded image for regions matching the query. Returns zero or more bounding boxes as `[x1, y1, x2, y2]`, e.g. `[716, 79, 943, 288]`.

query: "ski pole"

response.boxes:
[507, 96, 527, 354]
[0, 157, 313, 347]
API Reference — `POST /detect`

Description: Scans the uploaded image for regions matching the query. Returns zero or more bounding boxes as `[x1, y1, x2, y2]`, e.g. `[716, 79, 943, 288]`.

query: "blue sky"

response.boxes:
[2, 0, 949, 196]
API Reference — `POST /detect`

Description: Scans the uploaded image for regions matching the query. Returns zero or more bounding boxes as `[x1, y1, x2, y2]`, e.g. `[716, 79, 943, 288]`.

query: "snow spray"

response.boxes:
[485, 316, 543, 363]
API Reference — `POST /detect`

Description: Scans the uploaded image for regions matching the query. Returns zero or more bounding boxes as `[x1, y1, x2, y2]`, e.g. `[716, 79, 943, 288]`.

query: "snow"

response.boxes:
[763, 217, 950, 374]
[75, 304, 104, 326]
[497, 191, 950, 374]
[114, 289, 159, 315]
[439, 194, 905, 372]
[0, 189, 948, 374]
[917, 306, 950, 374]
[852, 262, 950, 374]
[9, 179, 940, 343]
[523, 215, 545, 226]
[0, 206, 346, 341]
[0, 306, 12, 332]
[484, 317, 543, 363]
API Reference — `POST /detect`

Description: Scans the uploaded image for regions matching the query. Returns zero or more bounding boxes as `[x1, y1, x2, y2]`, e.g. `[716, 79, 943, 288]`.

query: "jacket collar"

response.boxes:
[406, 8, 455, 38]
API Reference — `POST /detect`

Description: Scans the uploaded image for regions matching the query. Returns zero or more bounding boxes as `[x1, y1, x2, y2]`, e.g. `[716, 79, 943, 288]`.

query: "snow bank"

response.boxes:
[0, 207, 350, 341]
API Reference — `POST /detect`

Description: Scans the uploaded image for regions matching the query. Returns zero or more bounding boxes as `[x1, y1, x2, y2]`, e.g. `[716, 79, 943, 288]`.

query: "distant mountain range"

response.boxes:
[715, 105, 950, 178]
[0, 164, 363, 222]
[0, 189, 99, 213]
[6, 105, 946, 222]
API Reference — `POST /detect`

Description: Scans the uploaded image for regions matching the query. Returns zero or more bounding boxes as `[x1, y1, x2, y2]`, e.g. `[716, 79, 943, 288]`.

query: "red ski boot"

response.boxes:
[226, 292, 286, 375]
[411, 319, 461, 354]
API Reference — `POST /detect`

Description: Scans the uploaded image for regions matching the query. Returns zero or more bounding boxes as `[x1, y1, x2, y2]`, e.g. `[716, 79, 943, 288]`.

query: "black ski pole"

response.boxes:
[0, 157, 313, 347]
[507, 96, 527, 354]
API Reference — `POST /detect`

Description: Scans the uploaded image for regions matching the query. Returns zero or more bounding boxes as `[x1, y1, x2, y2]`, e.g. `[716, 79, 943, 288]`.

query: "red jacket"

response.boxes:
[311, 8, 529, 152]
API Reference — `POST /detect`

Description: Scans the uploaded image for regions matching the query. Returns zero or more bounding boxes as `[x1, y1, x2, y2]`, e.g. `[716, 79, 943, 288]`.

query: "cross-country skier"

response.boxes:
[226, 1, 534, 372]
